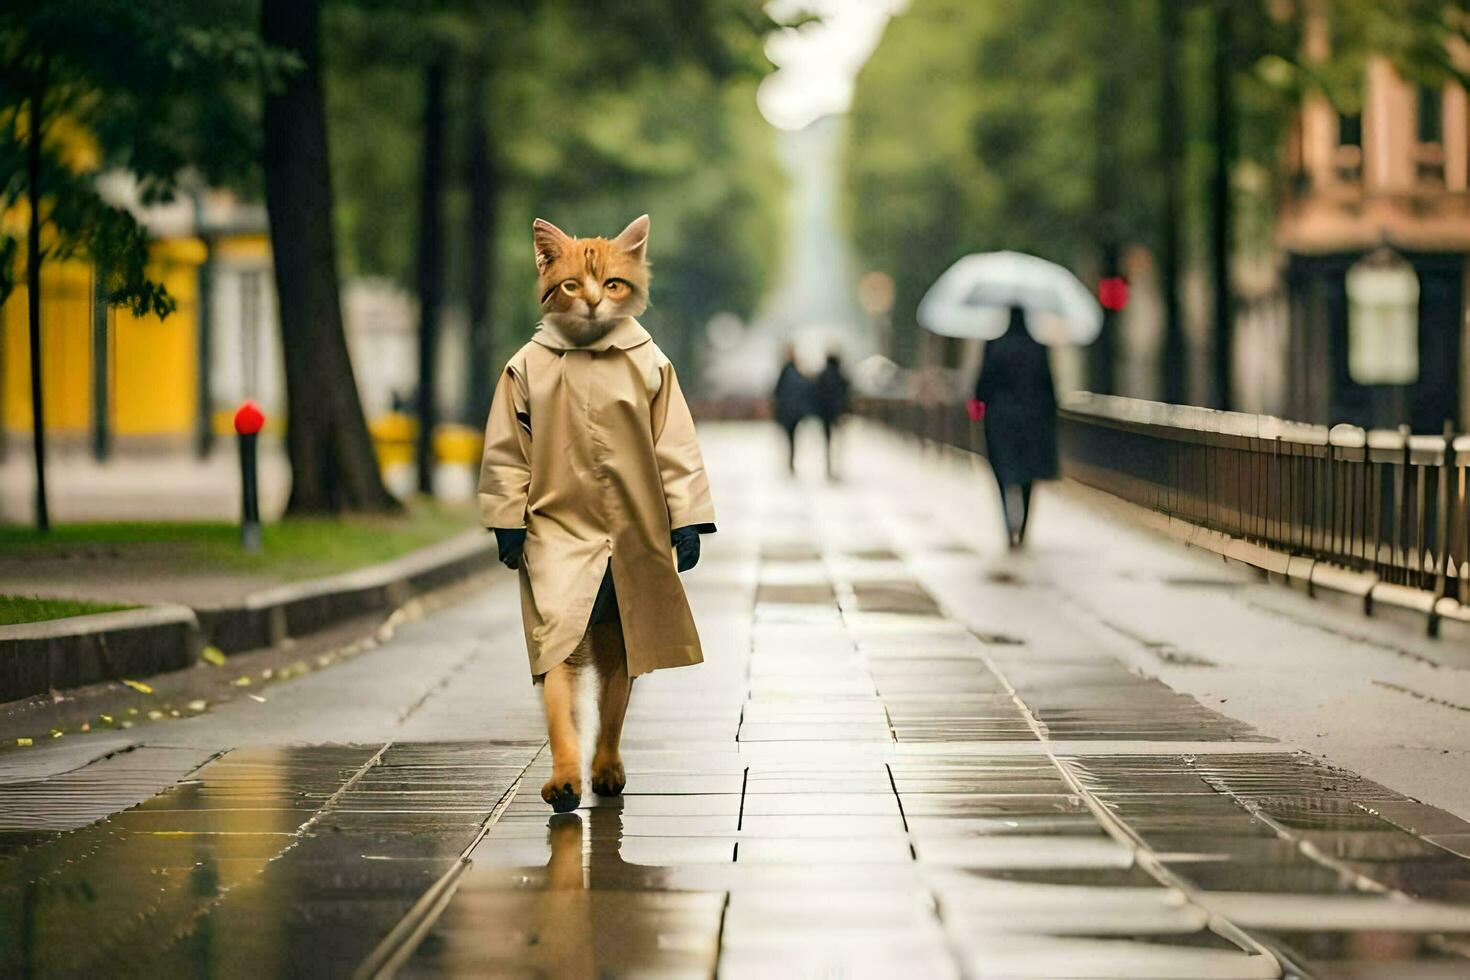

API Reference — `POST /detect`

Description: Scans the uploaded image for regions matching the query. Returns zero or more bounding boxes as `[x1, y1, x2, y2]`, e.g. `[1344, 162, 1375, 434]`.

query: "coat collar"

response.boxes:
[531, 316, 652, 353]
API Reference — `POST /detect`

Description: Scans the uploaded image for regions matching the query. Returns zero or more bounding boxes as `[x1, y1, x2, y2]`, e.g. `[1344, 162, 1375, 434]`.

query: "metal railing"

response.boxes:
[857, 398, 985, 456]
[857, 394, 1470, 604]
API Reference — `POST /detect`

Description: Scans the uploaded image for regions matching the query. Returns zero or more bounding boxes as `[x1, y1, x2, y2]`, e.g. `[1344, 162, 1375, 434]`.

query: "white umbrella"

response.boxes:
[917, 251, 1103, 345]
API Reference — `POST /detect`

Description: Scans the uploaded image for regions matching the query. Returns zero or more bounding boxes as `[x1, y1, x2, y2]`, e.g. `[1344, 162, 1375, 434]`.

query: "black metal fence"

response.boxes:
[857, 394, 1470, 603]
[857, 399, 985, 456]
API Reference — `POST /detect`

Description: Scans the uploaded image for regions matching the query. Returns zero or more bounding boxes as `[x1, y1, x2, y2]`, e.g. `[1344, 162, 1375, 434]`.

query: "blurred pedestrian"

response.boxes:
[973, 306, 1057, 548]
[772, 345, 812, 474]
[813, 352, 850, 479]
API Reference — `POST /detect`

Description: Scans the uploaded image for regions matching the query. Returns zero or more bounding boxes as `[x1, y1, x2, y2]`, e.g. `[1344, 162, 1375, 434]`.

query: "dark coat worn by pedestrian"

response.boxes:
[974, 313, 1058, 487]
[773, 361, 812, 431]
[813, 358, 850, 423]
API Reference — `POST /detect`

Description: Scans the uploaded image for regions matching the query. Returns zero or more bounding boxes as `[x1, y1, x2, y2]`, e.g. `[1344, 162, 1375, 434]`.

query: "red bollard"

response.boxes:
[234, 401, 266, 553]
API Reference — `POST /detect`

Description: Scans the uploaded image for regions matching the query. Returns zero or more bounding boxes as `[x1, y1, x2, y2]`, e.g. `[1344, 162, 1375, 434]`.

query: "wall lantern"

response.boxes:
[1346, 248, 1419, 386]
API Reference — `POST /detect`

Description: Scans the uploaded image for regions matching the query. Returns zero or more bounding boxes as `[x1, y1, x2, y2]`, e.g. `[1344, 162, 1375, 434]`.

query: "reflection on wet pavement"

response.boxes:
[0, 742, 539, 976]
[6, 499, 1470, 976]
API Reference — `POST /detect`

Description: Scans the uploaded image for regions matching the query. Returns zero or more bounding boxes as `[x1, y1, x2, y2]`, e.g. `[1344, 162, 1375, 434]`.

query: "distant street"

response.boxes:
[4, 423, 1470, 977]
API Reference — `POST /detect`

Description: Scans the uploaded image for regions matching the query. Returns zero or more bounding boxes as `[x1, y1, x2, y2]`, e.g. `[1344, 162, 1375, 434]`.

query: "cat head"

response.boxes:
[534, 215, 650, 343]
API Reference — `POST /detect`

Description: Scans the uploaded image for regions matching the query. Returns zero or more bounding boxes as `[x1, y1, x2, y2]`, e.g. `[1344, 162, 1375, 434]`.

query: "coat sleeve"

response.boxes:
[477, 361, 532, 529]
[650, 358, 717, 533]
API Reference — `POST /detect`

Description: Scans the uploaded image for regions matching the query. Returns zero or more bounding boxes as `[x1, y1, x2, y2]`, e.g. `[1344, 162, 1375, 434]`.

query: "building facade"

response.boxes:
[1279, 27, 1470, 432]
[1, 188, 420, 460]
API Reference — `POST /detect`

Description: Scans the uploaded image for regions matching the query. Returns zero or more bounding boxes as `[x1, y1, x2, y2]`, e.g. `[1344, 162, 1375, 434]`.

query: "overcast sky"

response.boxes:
[757, 0, 908, 132]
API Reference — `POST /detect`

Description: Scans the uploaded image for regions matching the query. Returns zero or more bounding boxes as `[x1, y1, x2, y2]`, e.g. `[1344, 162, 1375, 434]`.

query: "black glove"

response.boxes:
[493, 527, 526, 569]
[671, 525, 700, 572]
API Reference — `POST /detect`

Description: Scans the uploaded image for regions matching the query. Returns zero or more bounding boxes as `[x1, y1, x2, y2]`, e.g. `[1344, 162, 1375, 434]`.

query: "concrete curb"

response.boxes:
[0, 604, 202, 702]
[196, 530, 496, 653]
[1, 530, 496, 703]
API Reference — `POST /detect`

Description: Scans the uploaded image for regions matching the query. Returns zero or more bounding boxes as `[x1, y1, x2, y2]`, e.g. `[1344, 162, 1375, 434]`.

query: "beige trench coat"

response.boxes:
[478, 317, 716, 678]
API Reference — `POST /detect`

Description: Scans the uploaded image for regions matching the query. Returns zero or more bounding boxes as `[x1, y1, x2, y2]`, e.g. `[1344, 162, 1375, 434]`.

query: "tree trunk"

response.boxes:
[261, 0, 398, 514]
[27, 67, 50, 532]
[91, 262, 110, 462]
[464, 66, 498, 426]
[1209, 0, 1236, 410]
[414, 61, 446, 495]
[1158, 0, 1187, 405]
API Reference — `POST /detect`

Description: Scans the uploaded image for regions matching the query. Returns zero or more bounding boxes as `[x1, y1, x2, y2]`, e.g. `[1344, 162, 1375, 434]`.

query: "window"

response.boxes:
[1417, 85, 1442, 144]
[1346, 250, 1419, 386]
[1414, 85, 1445, 182]
[1335, 112, 1364, 182]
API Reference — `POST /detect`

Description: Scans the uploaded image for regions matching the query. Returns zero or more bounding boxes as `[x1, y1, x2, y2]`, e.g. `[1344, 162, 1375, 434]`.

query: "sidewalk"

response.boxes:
[0, 444, 477, 525]
[0, 443, 292, 524]
[1, 423, 1469, 977]
[871, 423, 1470, 822]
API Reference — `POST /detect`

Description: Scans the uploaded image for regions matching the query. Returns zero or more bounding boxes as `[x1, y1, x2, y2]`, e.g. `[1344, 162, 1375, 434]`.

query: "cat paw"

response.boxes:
[591, 758, 626, 796]
[541, 777, 581, 813]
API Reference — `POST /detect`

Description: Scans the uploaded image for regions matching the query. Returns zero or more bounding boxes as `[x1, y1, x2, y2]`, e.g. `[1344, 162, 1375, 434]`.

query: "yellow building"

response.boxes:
[2, 116, 431, 469]
[2, 195, 275, 455]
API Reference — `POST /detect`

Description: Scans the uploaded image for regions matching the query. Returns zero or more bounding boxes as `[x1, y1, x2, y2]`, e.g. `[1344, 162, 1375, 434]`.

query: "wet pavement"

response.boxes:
[4, 425, 1470, 977]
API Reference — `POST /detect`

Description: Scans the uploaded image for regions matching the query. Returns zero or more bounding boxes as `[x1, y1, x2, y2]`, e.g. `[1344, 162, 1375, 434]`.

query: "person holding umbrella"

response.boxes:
[917, 250, 1102, 549]
[973, 307, 1056, 547]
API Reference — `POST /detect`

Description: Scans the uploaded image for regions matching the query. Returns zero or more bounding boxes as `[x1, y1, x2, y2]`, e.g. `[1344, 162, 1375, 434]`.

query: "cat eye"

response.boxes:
[560, 280, 579, 294]
[604, 279, 629, 294]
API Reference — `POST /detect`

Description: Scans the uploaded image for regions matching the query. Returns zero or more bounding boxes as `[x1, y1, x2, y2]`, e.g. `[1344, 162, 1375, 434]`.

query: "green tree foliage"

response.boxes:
[0, 0, 285, 311]
[1329, 0, 1470, 91]
[846, 0, 1468, 369]
[323, 0, 783, 391]
[507, 62, 782, 379]
[845, 0, 1161, 365]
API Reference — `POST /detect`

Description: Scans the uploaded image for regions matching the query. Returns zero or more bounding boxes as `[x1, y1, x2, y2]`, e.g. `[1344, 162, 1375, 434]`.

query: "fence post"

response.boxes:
[1392, 425, 1410, 586]
[1321, 428, 1334, 560]
[1435, 420, 1453, 600]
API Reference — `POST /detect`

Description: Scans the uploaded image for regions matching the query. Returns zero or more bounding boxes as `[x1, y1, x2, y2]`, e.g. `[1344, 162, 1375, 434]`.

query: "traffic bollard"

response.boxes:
[234, 401, 266, 553]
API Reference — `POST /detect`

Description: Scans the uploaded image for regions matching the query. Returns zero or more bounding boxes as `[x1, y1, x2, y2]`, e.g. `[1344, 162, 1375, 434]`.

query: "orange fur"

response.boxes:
[534, 215, 650, 344]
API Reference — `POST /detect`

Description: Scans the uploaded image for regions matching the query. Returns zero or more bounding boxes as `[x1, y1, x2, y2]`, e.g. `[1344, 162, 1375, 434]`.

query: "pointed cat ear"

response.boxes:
[532, 218, 571, 273]
[613, 214, 650, 262]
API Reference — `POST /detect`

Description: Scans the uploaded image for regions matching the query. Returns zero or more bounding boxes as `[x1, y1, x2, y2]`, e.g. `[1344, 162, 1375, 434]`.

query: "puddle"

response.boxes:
[849, 581, 942, 615]
[754, 583, 836, 605]
[986, 570, 1028, 587]
[971, 631, 1027, 646]
[1153, 647, 1218, 668]
[759, 542, 823, 562]
[1163, 576, 1245, 590]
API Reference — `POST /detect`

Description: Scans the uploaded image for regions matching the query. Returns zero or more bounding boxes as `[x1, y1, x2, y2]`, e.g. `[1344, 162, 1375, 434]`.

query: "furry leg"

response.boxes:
[538, 654, 585, 812]
[590, 620, 632, 796]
